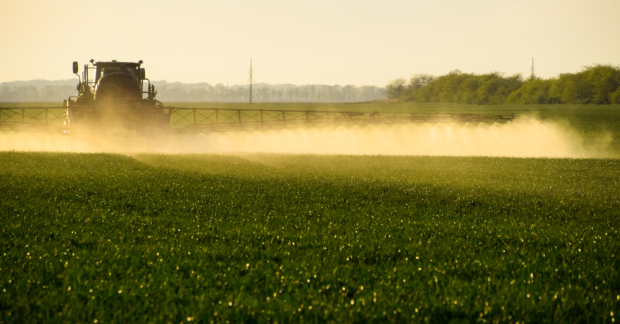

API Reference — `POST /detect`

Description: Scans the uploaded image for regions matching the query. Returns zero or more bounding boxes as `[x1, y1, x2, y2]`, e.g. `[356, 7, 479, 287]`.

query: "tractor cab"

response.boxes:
[64, 59, 167, 138]
[93, 61, 142, 85]
[67, 59, 158, 108]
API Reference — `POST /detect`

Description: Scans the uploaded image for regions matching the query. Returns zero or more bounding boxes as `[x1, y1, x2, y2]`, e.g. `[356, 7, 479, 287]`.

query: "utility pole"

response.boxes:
[249, 59, 253, 104]
[530, 57, 535, 79]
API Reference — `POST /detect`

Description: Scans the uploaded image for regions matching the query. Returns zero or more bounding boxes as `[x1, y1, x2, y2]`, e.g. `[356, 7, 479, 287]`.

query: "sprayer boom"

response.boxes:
[166, 108, 517, 134]
[1, 106, 521, 135]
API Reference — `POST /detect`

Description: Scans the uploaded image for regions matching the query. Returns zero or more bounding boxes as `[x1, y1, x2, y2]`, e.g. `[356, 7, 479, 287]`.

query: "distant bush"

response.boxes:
[393, 64, 620, 105]
[506, 78, 558, 104]
[384, 78, 407, 99]
[611, 87, 620, 104]
[549, 65, 620, 104]
[403, 71, 523, 105]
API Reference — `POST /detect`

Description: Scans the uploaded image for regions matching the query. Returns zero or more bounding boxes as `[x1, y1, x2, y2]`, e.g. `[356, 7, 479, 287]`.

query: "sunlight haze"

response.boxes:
[1, 0, 618, 86]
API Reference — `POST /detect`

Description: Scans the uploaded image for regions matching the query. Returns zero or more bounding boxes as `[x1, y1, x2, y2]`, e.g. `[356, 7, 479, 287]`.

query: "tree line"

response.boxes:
[0, 84, 77, 102]
[157, 82, 385, 103]
[386, 65, 620, 104]
[0, 80, 386, 103]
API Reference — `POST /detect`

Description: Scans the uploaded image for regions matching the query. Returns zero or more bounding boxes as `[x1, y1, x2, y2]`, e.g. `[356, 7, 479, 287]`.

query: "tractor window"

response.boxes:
[103, 67, 121, 75]
[86, 67, 96, 86]
[95, 66, 137, 83]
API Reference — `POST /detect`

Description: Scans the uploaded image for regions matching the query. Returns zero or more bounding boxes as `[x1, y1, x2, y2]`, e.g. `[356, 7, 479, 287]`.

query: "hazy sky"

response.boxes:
[1, 0, 618, 86]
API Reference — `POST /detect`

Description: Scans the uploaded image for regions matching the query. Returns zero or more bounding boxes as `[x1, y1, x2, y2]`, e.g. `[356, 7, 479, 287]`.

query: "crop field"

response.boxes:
[1, 103, 620, 323]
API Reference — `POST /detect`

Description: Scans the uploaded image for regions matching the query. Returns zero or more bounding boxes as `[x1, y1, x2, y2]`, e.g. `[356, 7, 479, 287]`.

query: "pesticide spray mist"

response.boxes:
[0, 121, 611, 158]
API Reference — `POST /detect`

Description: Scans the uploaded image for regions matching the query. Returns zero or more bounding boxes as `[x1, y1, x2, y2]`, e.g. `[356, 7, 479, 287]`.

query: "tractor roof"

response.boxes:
[92, 61, 142, 67]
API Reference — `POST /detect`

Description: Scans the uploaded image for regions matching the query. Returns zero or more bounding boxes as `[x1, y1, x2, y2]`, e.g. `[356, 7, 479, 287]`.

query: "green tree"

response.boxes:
[384, 78, 407, 99]
[506, 78, 557, 104]
[610, 87, 620, 104]
[390, 64, 620, 105]
[407, 74, 435, 92]
[549, 65, 620, 104]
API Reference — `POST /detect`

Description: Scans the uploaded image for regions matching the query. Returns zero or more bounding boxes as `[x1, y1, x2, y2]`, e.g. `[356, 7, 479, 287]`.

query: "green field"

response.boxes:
[1, 103, 620, 323]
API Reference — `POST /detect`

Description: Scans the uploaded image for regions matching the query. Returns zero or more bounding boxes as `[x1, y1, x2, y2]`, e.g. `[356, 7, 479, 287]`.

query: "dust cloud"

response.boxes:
[0, 121, 610, 158]
[0, 131, 150, 153]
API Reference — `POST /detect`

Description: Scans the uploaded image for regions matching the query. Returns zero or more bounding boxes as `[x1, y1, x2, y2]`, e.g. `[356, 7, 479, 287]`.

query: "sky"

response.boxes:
[0, 0, 618, 86]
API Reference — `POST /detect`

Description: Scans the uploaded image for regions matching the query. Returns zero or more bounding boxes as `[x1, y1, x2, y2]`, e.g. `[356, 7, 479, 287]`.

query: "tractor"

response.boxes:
[65, 59, 170, 145]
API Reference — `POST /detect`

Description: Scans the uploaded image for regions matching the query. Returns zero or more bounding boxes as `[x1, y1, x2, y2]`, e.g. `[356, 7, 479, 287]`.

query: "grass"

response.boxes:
[1, 102, 620, 323]
[1, 152, 619, 323]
